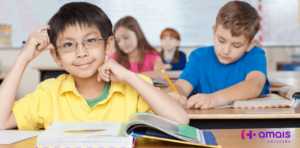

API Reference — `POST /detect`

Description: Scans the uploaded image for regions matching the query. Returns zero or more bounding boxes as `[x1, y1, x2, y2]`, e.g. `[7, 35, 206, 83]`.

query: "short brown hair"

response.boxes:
[160, 28, 181, 63]
[216, 1, 260, 42]
[113, 16, 157, 72]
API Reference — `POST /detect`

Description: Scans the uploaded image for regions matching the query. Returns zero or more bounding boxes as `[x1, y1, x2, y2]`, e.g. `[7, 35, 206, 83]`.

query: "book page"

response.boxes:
[279, 86, 300, 99]
[233, 94, 294, 107]
[0, 130, 42, 144]
[38, 121, 123, 139]
[129, 113, 179, 132]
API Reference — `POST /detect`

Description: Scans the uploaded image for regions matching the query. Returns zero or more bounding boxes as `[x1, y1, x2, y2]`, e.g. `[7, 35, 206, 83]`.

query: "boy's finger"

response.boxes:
[194, 101, 205, 109]
[105, 70, 111, 75]
[46, 43, 55, 50]
[186, 98, 197, 109]
[99, 67, 110, 82]
[179, 98, 187, 106]
[34, 25, 50, 33]
[35, 38, 46, 50]
[200, 104, 209, 110]
[36, 33, 50, 43]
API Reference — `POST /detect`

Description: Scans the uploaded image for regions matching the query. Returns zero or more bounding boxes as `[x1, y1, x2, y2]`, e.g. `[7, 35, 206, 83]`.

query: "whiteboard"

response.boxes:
[0, 0, 275, 48]
[261, 0, 300, 46]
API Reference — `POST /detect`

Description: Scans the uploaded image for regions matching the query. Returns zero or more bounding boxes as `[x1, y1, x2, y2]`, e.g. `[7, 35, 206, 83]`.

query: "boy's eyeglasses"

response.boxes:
[55, 37, 108, 52]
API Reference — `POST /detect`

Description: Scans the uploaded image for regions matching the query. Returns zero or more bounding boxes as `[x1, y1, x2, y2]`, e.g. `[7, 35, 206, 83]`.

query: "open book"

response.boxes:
[217, 87, 299, 109]
[269, 79, 291, 92]
[36, 112, 220, 148]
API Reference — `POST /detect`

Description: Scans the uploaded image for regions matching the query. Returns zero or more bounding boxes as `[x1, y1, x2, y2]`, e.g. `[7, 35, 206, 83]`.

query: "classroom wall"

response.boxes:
[0, 47, 293, 100]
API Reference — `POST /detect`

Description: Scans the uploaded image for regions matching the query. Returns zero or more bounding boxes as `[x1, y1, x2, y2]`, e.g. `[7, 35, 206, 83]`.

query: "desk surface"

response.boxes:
[186, 98, 300, 120]
[1, 128, 298, 148]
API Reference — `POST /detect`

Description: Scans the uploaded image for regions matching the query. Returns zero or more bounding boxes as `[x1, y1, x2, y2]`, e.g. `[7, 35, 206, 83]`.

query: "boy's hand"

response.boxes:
[186, 94, 220, 109]
[168, 91, 187, 107]
[20, 25, 55, 62]
[98, 59, 132, 83]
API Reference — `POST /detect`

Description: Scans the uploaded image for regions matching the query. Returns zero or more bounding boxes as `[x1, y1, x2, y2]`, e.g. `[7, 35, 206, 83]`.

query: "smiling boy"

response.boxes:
[0, 2, 189, 130]
[166, 1, 270, 109]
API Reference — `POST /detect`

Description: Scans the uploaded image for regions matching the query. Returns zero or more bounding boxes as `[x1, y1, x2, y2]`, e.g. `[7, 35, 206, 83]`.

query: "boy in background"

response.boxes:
[166, 1, 270, 109]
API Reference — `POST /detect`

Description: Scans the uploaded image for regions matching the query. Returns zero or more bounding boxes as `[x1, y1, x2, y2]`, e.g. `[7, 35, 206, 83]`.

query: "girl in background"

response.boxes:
[108, 16, 165, 79]
[160, 28, 186, 70]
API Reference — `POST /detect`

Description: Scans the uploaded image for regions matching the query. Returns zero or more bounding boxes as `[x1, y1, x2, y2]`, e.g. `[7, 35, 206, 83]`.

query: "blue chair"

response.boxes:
[281, 64, 300, 71]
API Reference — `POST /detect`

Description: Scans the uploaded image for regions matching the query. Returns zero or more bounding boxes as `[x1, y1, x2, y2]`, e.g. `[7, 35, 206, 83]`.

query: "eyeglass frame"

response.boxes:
[55, 37, 109, 52]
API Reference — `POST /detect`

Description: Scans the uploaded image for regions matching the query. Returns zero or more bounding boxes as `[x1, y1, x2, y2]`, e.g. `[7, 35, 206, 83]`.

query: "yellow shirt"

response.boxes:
[13, 74, 154, 130]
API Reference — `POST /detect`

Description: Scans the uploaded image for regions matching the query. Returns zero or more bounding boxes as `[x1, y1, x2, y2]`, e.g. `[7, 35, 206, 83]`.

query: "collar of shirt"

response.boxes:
[59, 74, 125, 103]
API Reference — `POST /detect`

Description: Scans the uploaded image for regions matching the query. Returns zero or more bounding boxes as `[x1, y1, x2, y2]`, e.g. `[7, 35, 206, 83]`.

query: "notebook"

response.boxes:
[36, 112, 220, 148]
[232, 94, 296, 109]
[36, 121, 132, 148]
[216, 86, 300, 109]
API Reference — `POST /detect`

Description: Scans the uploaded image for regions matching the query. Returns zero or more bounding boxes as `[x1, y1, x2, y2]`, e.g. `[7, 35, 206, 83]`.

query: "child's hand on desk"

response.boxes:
[186, 94, 219, 109]
[168, 91, 187, 107]
[20, 25, 55, 62]
[98, 59, 133, 83]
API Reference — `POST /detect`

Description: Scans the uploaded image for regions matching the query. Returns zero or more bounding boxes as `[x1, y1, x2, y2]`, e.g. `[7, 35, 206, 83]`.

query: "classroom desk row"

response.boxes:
[1, 128, 299, 148]
[32, 67, 300, 89]
[187, 101, 300, 129]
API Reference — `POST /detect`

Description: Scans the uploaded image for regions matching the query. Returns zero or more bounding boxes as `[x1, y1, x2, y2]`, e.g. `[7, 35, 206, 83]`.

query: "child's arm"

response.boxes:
[186, 71, 266, 109]
[139, 58, 166, 80]
[98, 59, 189, 125]
[0, 25, 54, 130]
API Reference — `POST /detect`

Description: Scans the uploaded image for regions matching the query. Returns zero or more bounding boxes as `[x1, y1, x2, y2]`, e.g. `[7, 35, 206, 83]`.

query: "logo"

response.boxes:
[241, 129, 291, 143]
[241, 129, 256, 140]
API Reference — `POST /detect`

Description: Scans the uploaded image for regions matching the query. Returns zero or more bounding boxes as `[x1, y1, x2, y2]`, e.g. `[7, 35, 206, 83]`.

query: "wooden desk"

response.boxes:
[187, 99, 300, 129]
[276, 61, 300, 71]
[33, 67, 68, 82]
[1, 128, 299, 148]
[0, 74, 6, 84]
[34, 67, 181, 82]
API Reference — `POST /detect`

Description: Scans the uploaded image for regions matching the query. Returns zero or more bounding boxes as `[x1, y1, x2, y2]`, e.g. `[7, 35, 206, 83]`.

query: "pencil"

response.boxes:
[161, 69, 179, 94]
[64, 129, 106, 133]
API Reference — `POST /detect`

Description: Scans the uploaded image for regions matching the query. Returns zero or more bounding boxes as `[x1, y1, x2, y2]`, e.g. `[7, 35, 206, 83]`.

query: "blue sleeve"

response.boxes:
[178, 50, 201, 89]
[170, 51, 187, 70]
[245, 48, 270, 95]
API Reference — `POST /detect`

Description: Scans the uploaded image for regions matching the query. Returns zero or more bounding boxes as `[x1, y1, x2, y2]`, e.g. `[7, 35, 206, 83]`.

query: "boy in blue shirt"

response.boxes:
[166, 1, 270, 109]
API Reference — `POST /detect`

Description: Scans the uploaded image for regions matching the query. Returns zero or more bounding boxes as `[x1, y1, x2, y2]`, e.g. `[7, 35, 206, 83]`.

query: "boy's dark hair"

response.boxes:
[216, 1, 260, 42]
[47, 2, 113, 56]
